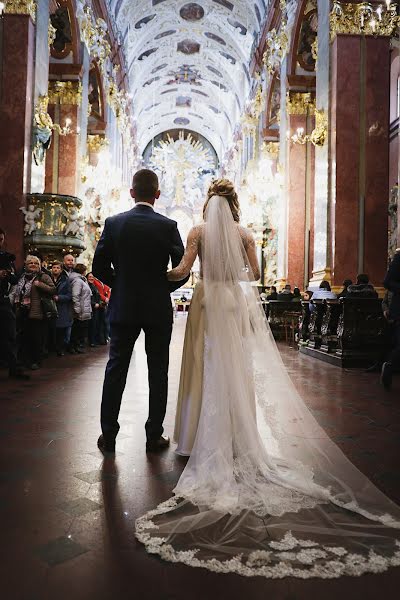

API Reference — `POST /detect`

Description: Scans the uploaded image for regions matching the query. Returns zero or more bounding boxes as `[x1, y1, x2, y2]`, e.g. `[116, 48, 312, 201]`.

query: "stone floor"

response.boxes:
[1, 315, 400, 600]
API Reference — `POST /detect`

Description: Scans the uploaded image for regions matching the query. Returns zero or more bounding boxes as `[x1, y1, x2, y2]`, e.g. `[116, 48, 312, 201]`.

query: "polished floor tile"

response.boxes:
[1, 315, 400, 599]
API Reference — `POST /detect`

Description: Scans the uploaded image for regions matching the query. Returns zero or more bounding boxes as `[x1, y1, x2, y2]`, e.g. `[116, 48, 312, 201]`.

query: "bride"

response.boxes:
[136, 179, 400, 579]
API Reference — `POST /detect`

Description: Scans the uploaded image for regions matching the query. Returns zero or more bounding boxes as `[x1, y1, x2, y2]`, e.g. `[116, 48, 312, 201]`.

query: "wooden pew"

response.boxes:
[265, 301, 302, 341]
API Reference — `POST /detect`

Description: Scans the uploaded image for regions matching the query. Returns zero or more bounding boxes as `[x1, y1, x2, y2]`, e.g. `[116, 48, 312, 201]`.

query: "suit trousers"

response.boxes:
[0, 303, 17, 371]
[101, 320, 173, 442]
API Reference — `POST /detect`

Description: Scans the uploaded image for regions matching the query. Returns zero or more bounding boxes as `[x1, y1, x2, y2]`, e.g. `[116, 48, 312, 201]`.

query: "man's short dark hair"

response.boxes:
[319, 280, 331, 291]
[343, 279, 352, 288]
[74, 263, 87, 275]
[356, 273, 369, 285]
[132, 169, 159, 200]
[271, 286, 277, 292]
[0, 228, 5, 236]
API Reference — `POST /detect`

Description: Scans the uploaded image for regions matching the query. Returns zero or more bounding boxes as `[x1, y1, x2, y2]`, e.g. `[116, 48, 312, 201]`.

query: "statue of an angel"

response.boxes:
[61, 207, 81, 236]
[20, 205, 43, 235]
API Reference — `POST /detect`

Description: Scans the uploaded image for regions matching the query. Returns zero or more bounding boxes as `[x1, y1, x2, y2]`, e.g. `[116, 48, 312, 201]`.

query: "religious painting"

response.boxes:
[167, 65, 201, 85]
[267, 75, 281, 126]
[174, 117, 190, 126]
[180, 3, 205, 21]
[297, 9, 318, 71]
[177, 40, 201, 55]
[50, 3, 72, 58]
[176, 95, 192, 108]
[88, 65, 103, 121]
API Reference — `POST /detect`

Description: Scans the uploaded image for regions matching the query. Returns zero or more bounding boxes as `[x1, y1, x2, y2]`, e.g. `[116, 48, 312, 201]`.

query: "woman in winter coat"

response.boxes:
[51, 261, 73, 356]
[11, 254, 56, 369]
[69, 264, 92, 353]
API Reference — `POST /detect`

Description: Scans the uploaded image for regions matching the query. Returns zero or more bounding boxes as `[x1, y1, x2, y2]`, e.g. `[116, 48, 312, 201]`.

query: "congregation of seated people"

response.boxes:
[0, 228, 110, 379]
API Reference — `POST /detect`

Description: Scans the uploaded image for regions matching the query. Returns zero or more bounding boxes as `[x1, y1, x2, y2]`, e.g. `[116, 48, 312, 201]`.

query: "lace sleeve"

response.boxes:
[242, 228, 261, 281]
[167, 226, 201, 281]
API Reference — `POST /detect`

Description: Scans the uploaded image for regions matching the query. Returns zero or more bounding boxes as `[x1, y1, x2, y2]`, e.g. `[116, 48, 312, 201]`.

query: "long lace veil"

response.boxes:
[136, 196, 400, 578]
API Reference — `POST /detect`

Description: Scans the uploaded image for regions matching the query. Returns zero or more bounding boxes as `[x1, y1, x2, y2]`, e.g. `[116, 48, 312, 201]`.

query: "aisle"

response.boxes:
[0, 315, 399, 599]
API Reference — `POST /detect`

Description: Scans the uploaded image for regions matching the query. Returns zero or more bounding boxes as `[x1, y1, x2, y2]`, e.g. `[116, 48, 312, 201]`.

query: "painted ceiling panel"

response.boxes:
[110, 0, 269, 158]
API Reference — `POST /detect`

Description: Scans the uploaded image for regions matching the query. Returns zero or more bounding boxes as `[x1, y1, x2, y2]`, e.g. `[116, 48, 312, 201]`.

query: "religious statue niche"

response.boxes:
[267, 75, 281, 127]
[297, 9, 318, 71]
[145, 130, 218, 246]
[180, 3, 205, 22]
[50, 1, 73, 59]
[167, 65, 202, 86]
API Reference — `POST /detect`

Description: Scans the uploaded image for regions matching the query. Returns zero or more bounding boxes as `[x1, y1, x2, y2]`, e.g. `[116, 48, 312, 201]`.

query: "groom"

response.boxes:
[92, 169, 188, 453]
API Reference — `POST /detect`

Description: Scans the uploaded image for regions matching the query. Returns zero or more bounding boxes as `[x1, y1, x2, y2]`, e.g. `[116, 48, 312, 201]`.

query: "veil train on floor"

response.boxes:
[136, 196, 400, 579]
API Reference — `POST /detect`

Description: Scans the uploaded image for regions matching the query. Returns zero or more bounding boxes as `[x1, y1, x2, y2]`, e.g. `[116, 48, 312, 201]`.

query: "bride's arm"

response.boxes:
[167, 226, 200, 281]
[244, 231, 261, 281]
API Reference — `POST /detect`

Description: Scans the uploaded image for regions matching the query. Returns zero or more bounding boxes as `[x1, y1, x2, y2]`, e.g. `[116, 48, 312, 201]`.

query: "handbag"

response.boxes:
[41, 295, 58, 319]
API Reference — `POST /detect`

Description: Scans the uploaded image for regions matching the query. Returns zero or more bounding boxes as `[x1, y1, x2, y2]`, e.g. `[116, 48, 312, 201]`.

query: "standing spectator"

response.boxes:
[90, 274, 111, 344]
[10, 255, 55, 370]
[51, 261, 73, 356]
[347, 274, 378, 298]
[309, 281, 337, 312]
[266, 285, 278, 301]
[338, 279, 353, 299]
[62, 254, 75, 349]
[382, 250, 400, 389]
[0, 252, 29, 379]
[69, 264, 92, 353]
[277, 284, 294, 301]
[63, 254, 75, 275]
[29, 252, 55, 355]
[87, 273, 101, 347]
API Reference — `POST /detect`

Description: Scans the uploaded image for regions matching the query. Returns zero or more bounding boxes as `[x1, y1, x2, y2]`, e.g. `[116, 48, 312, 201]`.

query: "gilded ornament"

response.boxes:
[262, 142, 279, 159]
[263, 0, 289, 75]
[32, 95, 71, 165]
[48, 20, 57, 48]
[330, 2, 400, 40]
[286, 92, 315, 116]
[48, 81, 83, 105]
[4, 0, 36, 21]
[87, 134, 109, 153]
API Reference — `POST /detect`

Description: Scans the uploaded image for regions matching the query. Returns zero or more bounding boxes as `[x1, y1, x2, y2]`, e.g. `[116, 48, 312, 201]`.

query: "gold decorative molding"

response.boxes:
[263, 0, 289, 75]
[87, 134, 109, 153]
[262, 141, 279, 159]
[310, 109, 328, 147]
[309, 268, 332, 287]
[3, 0, 36, 21]
[330, 1, 400, 40]
[286, 92, 315, 116]
[48, 19, 56, 48]
[48, 81, 83, 105]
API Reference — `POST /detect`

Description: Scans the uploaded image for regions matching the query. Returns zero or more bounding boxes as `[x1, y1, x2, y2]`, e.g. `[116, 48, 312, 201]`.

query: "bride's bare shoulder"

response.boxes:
[237, 225, 255, 247]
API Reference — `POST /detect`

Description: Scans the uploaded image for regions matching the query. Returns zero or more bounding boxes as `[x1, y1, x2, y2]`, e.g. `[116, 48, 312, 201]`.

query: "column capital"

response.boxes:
[48, 81, 83, 106]
[286, 91, 315, 116]
[330, 2, 400, 41]
[3, 0, 36, 22]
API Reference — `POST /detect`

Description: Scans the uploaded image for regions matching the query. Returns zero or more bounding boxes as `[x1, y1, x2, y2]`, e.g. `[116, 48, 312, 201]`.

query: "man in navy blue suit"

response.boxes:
[92, 169, 188, 452]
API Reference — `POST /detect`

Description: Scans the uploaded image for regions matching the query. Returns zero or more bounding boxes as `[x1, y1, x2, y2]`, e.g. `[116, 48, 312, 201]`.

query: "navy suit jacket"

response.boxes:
[92, 205, 188, 324]
[383, 252, 400, 320]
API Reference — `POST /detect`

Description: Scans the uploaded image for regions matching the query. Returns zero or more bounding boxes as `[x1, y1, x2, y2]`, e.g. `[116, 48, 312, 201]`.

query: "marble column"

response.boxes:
[44, 81, 82, 196]
[330, 34, 390, 288]
[286, 101, 315, 291]
[276, 57, 289, 288]
[0, 13, 35, 266]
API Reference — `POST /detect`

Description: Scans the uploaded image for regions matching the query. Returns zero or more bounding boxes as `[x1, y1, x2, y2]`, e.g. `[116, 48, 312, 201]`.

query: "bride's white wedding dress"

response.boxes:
[135, 195, 400, 579]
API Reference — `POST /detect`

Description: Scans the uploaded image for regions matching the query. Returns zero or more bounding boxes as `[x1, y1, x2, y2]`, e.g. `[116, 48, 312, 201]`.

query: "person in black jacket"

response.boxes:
[0, 251, 29, 379]
[381, 250, 400, 389]
[92, 169, 189, 453]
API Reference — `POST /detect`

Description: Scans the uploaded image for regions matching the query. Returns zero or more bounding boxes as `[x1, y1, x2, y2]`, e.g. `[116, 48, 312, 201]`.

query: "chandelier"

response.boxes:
[331, 1, 400, 37]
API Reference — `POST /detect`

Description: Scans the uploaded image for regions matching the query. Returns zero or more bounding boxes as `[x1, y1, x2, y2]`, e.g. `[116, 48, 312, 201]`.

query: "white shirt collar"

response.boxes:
[134, 202, 154, 210]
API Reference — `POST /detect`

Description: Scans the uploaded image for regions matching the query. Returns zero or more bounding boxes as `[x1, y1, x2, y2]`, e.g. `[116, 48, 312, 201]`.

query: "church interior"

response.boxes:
[1, 0, 400, 597]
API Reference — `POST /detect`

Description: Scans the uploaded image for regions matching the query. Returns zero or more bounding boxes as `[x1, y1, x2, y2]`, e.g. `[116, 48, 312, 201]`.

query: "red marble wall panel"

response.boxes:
[331, 36, 361, 286]
[287, 114, 307, 289]
[364, 36, 390, 284]
[0, 15, 35, 266]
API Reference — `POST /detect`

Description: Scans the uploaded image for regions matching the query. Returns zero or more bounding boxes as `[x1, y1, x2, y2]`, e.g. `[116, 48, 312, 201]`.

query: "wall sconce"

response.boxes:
[289, 110, 328, 147]
[0, 2, 5, 16]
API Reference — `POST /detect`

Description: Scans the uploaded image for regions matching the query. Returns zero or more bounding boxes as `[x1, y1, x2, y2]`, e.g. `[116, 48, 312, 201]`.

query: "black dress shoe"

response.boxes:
[97, 434, 115, 454]
[381, 362, 393, 390]
[146, 435, 170, 452]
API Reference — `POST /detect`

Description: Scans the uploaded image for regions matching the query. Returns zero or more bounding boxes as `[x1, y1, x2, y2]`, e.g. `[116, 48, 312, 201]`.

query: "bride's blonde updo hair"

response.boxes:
[203, 179, 240, 223]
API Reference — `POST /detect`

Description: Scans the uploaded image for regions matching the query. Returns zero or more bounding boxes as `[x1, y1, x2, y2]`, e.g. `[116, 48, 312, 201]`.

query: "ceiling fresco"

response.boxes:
[108, 0, 269, 158]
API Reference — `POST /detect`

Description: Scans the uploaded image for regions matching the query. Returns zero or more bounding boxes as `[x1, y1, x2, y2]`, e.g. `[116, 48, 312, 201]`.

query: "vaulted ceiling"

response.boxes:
[109, 0, 268, 159]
